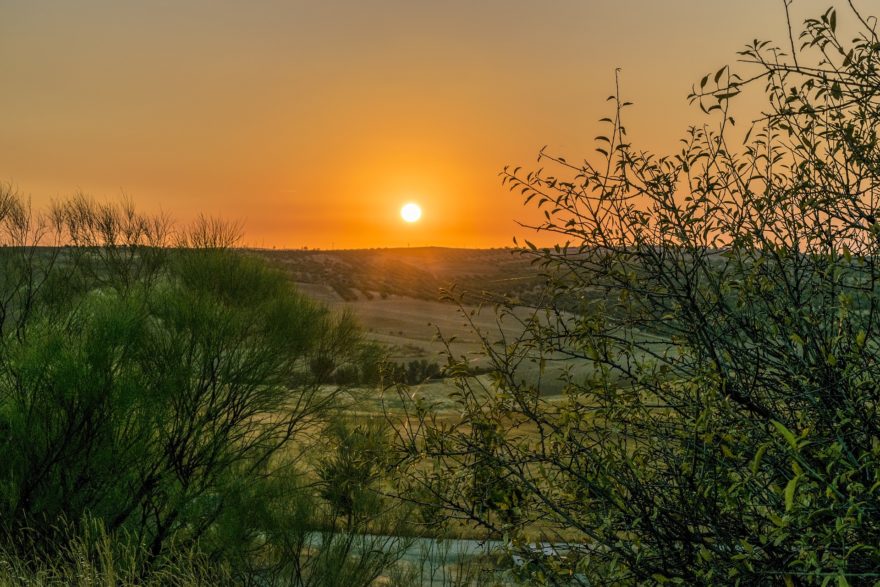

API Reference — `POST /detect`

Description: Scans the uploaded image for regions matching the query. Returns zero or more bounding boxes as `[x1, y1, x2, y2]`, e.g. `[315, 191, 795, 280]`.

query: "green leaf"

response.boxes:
[772, 420, 798, 449]
[751, 443, 769, 475]
[856, 330, 866, 348]
[784, 476, 798, 511]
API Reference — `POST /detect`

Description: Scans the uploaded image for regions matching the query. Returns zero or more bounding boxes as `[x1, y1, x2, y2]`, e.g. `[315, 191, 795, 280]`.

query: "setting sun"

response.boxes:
[400, 203, 422, 223]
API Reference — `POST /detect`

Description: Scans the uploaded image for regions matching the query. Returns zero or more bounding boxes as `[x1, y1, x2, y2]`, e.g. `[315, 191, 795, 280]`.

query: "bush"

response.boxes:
[385, 359, 443, 386]
[0, 192, 400, 583]
[399, 4, 880, 584]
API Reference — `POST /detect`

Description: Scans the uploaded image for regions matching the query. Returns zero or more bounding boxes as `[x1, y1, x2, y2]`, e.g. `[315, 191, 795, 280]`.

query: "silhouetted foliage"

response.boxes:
[400, 4, 880, 584]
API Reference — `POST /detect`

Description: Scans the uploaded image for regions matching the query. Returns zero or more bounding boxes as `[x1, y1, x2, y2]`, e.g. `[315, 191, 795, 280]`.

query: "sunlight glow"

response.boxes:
[400, 202, 422, 223]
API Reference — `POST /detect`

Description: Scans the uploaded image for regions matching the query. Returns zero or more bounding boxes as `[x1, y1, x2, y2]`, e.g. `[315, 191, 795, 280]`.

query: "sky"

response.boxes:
[1, 0, 837, 249]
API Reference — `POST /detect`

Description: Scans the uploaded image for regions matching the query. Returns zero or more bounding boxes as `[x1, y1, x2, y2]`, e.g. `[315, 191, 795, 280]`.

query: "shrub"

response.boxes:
[0, 192, 388, 583]
[399, 4, 880, 584]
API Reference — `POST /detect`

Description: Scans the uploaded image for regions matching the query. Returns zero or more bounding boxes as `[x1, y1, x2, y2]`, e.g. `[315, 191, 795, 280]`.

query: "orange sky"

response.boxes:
[1, 0, 836, 249]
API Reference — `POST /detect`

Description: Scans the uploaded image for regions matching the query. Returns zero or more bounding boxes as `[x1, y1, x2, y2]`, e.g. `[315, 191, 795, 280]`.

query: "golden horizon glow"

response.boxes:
[1, 0, 834, 249]
[400, 202, 422, 223]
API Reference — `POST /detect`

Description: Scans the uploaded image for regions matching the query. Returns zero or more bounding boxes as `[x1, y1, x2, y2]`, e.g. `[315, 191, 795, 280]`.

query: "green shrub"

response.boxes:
[400, 4, 880, 584]
[0, 193, 407, 583]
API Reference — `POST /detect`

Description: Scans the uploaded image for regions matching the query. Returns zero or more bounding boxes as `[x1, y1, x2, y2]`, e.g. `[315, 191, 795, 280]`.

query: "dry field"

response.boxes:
[255, 247, 602, 408]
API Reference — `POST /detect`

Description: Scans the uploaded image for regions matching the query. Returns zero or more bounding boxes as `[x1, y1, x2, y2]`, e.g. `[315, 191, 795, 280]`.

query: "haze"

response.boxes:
[1, 0, 831, 248]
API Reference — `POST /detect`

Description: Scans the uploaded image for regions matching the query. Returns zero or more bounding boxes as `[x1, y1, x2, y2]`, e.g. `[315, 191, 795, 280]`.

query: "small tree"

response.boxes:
[400, 3, 880, 584]
[317, 418, 393, 530]
[0, 191, 374, 579]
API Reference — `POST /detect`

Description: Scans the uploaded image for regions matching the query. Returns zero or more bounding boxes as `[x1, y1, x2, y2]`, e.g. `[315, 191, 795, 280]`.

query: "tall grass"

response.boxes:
[0, 518, 230, 586]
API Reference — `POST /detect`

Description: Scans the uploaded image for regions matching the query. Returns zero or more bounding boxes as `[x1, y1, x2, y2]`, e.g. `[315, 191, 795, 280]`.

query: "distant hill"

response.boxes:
[251, 247, 548, 304]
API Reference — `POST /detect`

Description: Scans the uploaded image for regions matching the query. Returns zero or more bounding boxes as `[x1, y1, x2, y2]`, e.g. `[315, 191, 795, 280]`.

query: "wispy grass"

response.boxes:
[0, 519, 230, 586]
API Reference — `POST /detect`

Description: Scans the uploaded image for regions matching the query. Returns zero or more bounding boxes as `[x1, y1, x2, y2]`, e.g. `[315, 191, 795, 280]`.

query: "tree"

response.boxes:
[399, 3, 880, 584]
[0, 191, 385, 581]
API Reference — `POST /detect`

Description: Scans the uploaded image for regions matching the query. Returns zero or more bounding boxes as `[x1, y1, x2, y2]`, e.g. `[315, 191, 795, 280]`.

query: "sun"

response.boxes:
[400, 202, 422, 223]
